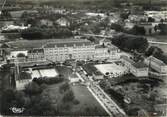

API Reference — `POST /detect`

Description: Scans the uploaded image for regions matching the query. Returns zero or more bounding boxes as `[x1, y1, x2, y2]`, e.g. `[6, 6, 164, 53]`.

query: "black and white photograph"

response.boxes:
[0, 0, 167, 117]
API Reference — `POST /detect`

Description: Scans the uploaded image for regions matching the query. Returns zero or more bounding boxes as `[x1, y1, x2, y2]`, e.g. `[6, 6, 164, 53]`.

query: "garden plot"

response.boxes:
[95, 63, 128, 77]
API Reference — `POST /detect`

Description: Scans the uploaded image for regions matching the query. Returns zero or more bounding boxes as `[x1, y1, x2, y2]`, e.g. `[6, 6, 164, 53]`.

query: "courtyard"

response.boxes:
[95, 62, 129, 77]
[30, 68, 59, 78]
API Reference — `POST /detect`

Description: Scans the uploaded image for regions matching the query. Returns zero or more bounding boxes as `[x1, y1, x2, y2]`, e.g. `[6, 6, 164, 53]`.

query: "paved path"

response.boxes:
[148, 41, 167, 45]
[77, 69, 127, 117]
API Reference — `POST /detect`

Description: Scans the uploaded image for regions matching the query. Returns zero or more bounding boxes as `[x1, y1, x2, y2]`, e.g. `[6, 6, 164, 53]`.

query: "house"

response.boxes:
[144, 11, 167, 22]
[144, 56, 167, 74]
[121, 56, 149, 77]
[69, 73, 80, 83]
[40, 19, 53, 27]
[56, 17, 70, 27]
[92, 71, 104, 80]
[99, 38, 111, 46]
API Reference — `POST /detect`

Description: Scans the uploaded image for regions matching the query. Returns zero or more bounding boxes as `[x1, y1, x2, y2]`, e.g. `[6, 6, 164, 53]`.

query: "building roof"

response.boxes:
[44, 39, 92, 48]
[70, 73, 78, 79]
[95, 45, 106, 49]
[93, 71, 103, 76]
[7, 39, 91, 50]
[132, 62, 148, 68]
[121, 55, 134, 64]
[148, 56, 166, 66]
[28, 49, 44, 53]
[122, 55, 148, 68]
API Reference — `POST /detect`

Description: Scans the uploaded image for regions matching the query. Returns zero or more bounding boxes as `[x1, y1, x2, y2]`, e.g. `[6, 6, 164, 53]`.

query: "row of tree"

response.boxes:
[145, 46, 167, 64]
[21, 27, 73, 39]
[1, 82, 55, 116]
[111, 34, 148, 53]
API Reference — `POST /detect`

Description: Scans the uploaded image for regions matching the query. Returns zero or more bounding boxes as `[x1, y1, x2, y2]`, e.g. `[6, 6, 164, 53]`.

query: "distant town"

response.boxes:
[0, 0, 167, 117]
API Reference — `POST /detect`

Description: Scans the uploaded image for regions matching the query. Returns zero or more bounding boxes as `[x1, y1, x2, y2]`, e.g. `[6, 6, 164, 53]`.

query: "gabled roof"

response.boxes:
[132, 62, 148, 68]
[148, 56, 166, 66]
[122, 55, 148, 68]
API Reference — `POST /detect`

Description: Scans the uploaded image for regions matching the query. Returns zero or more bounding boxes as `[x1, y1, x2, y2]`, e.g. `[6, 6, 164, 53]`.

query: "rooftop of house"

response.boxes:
[121, 55, 148, 68]
[132, 62, 148, 68]
[148, 56, 166, 66]
[93, 71, 103, 76]
[121, 55, 134, 63]
[95, 45, 106, 49]
[70, 73, 78, 79]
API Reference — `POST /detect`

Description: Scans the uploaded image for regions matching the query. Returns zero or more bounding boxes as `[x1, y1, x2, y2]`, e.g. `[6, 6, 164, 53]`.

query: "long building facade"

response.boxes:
[145, 56, 167, 74]
[43, 39, 95, 62]
[121, 56, 149, 77]
[6, 39, 120, 63]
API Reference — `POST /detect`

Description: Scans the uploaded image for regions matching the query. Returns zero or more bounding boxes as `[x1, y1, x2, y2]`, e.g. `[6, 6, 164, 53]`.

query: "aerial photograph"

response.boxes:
[0, 0, 167, 117]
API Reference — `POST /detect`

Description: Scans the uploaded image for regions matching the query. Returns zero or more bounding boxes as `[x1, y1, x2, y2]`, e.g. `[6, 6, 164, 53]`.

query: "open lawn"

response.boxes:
[71, 85, 108, 116]
[43, 83, 107, 116]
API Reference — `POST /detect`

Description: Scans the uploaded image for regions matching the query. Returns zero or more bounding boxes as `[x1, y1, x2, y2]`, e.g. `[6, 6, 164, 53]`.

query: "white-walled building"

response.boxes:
[43, 39, 95, 62]
[121, 56, 149, 77]
[95, 45, 109, 60]
[6, 39, 120, 63]
[56, 17, 70, 27]
[145, 56, 167, 74]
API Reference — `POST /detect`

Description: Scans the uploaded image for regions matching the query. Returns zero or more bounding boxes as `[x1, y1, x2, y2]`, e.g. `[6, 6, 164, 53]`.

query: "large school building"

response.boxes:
[4, 38, 120, 63]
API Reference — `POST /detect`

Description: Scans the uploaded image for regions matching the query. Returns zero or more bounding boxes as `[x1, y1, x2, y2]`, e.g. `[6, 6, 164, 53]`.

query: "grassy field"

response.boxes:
[15, 0, 167, 5]
[44, 83, 107, 116]
[70, 85, 108, 116]
[43, 66, 107, 116]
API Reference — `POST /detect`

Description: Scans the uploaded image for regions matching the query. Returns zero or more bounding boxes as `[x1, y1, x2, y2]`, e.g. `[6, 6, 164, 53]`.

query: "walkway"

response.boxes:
[148, 41, 167, 45]
[77, 69, 127, 117]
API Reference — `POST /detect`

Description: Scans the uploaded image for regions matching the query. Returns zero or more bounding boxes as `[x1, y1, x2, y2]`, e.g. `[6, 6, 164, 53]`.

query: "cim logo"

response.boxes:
[9, 107, 25, 114]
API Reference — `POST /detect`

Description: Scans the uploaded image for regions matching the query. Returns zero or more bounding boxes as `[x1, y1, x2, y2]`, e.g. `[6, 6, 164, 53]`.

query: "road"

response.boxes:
[77, 69, 127, 117]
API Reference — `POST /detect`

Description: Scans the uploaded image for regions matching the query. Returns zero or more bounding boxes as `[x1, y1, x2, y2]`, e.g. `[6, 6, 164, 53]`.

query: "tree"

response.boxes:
[1, 89, 15, 114]
[130, 25, 146, 35]
[24, 82, 42, 95]
[25, 95, 55, 116]
[59, 82, 70, 93]
[110, 23, 123, 32]
[120, 12, 130, 20]
[158, 24, 167, 35]
[148, 17, 155, 22]
[17, 53, 26, 58]
[145, 46, 163, 57]
[112, 34, 148, 53]
[62, 90, 75, 102]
